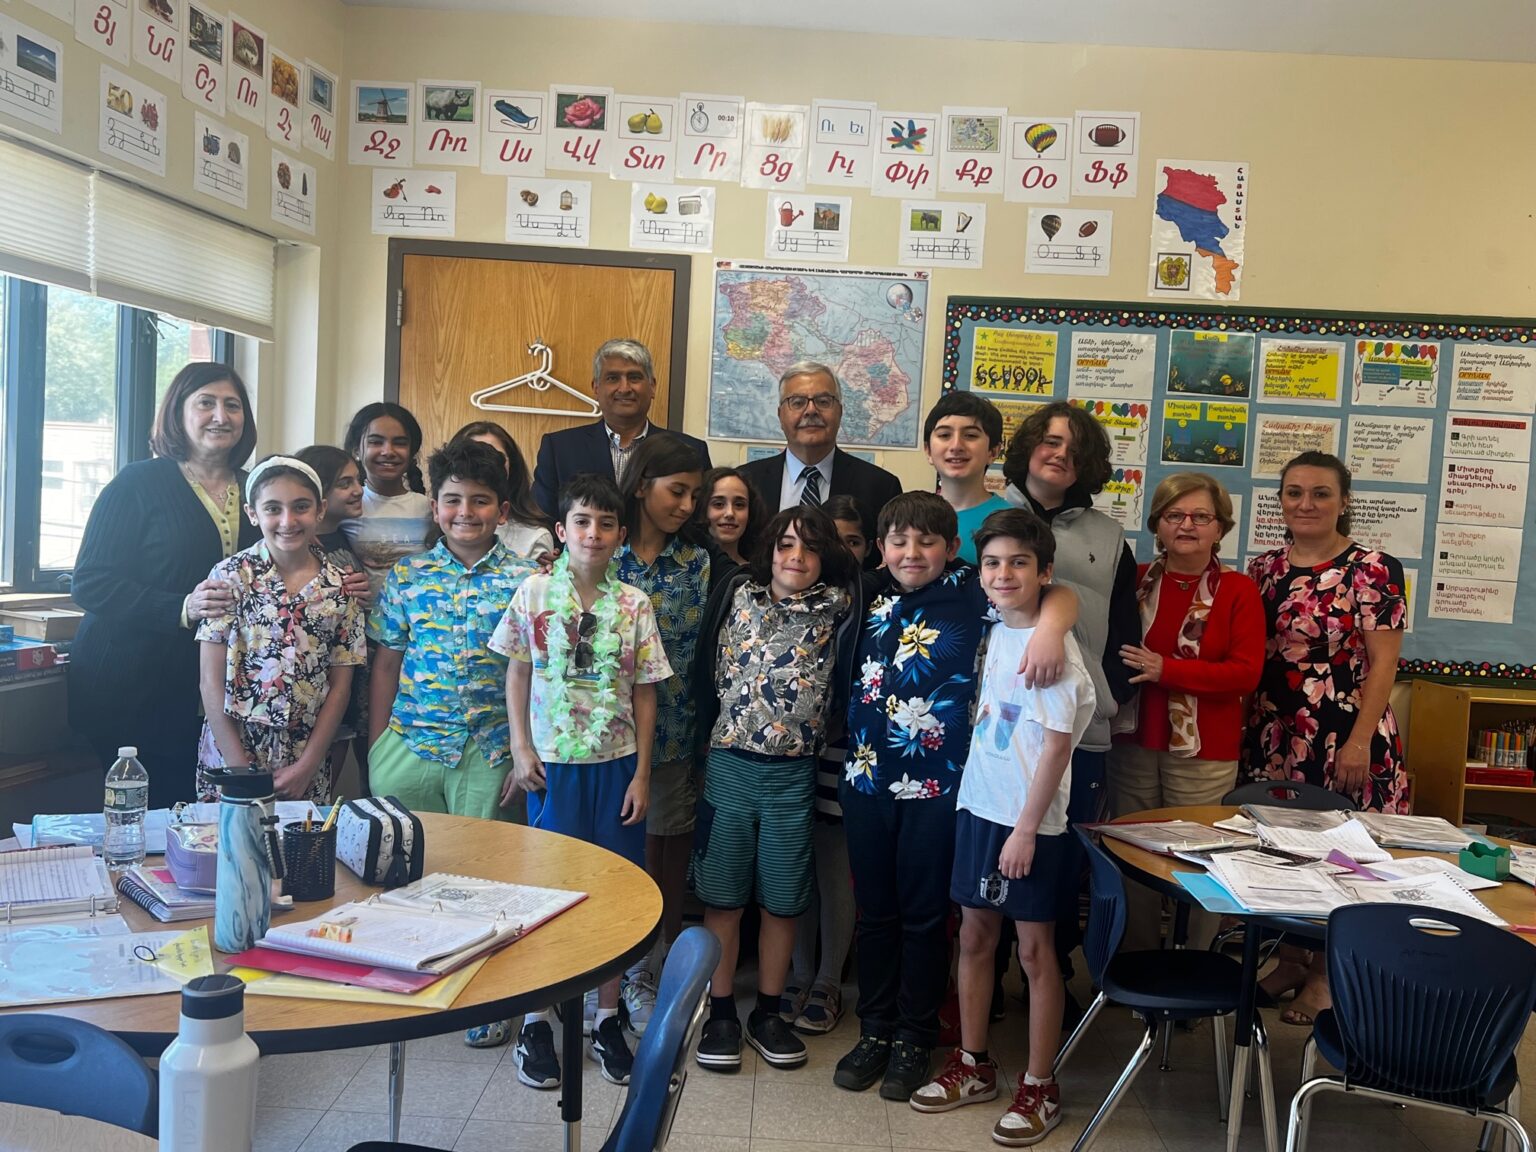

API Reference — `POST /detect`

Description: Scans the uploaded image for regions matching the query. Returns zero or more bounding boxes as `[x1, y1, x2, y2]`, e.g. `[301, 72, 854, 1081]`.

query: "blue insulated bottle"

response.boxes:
[213, 769, 279, 953]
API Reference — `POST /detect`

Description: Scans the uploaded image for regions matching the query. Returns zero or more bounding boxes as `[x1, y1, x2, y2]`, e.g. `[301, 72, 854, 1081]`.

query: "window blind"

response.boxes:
[0, 135, 276, 341]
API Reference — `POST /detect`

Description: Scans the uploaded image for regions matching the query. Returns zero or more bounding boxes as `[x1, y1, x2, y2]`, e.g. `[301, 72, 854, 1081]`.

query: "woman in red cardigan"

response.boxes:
[1109, 472, 1265, 950]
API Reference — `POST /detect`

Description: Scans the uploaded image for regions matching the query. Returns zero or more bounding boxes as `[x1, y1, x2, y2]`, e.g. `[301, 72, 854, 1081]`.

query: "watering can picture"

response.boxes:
[778, 202, 804, 227]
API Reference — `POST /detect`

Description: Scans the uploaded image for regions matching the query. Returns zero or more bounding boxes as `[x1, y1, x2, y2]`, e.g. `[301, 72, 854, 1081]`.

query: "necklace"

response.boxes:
[542, 552, 625, 760]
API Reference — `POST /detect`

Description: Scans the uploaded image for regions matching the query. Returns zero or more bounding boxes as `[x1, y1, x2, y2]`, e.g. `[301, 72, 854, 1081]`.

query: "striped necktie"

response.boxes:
[799, 465, 823, 507]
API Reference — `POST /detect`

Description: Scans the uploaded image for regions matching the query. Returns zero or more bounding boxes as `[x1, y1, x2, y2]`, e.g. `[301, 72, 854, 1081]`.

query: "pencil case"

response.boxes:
[165, 822, 220, 894]
[335, 796, 425, 889]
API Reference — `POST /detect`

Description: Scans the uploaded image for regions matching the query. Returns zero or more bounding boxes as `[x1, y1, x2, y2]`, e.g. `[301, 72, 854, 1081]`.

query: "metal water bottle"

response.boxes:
[158, 974, 259, 1151]
[213, 769, 281, 953]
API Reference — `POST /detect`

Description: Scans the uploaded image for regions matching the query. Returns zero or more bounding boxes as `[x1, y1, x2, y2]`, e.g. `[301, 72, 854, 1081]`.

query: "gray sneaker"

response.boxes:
[621, 968, 658, 1036]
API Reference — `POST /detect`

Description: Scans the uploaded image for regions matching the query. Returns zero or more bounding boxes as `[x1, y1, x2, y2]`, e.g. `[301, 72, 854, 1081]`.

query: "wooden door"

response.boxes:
[386, 242, 690, 469]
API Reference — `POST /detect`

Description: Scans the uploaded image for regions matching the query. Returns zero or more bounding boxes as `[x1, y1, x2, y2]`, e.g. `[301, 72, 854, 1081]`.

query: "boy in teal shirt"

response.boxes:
[925, 392, 1009, 564]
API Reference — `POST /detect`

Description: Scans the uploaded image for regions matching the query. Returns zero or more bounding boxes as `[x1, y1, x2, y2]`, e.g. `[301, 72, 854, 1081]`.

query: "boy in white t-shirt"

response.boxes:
[910, 508, 1095, 1147]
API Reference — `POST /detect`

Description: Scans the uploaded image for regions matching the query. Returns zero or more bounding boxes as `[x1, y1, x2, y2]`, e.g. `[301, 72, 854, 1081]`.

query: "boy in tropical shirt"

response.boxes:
[925, 392, 1010, 565]
[491, 474, 671, 1090]
[834, 493, 1075, 1102]
[909, 508, 1095, 1147]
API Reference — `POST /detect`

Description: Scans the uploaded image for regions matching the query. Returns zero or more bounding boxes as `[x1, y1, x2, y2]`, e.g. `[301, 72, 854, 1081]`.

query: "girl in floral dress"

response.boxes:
[1241, 451, 1407, 1024]
[196, 457, 366, 802]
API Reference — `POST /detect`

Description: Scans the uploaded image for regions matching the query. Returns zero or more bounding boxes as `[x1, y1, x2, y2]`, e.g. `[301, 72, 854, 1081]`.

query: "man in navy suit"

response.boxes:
[737, 360, 903, 549]
[531, 338, 711, 518]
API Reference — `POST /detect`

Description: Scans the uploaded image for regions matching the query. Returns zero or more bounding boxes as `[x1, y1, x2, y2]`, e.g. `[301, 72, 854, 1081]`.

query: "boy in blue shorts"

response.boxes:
[490, 474, 672, 1089]
[909, 509, 1095, 1147]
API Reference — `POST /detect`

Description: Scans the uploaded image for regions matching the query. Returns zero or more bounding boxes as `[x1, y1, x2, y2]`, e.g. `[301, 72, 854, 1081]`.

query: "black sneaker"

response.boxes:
[746, 1007, 807, 1068]
[833, 1033, 890, 1091]
[696, 1015, 743, 1070]
[588, 1015, 634, 1085]
[513, 1020, 560, 1089]
[880, 1040, 932, 1101]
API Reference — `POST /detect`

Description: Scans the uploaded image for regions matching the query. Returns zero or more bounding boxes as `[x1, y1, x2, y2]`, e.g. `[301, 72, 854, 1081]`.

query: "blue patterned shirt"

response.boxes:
[369, 540, 538, 769]
[844, 564, 994, 800]
[617, 538, 710, 764]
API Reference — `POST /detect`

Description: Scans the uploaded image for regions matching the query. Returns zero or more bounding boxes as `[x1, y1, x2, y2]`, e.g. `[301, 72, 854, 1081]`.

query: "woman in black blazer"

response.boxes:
[68, 363, 261, 806]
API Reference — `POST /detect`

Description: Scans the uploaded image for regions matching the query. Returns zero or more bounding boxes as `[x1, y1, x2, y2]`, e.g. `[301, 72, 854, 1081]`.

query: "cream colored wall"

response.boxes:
[333, 10, 1536, 487]
[0, 0, 347, 452]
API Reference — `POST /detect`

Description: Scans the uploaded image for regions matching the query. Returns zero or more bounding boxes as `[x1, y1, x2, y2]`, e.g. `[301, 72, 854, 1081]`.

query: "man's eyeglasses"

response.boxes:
[573, 611, 597, 672]
[780, 393, 841, 413]
[1160, 510, 1218, 527]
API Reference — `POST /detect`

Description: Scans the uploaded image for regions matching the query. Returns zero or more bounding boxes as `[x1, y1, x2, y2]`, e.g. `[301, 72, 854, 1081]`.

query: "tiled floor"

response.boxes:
[250, 963, 1532, 1151]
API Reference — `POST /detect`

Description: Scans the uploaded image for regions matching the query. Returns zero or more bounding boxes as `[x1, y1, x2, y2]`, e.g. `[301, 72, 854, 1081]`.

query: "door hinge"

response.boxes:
[395, 288, 404, 328]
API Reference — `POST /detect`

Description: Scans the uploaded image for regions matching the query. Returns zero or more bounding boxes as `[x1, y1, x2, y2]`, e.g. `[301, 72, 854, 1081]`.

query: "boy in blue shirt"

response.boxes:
[909, 508, 1095, 1147]
[925, 392, 1010, 565]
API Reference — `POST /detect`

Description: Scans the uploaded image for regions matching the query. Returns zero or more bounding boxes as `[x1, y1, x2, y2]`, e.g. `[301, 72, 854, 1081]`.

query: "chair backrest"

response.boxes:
[602, 926, 721, 1152]
[0, 1013, 157, 1136]
[1075, 826, 1129, 985]
[1222, 779, 1358, 812]
[1325, 904, 1536, 1108]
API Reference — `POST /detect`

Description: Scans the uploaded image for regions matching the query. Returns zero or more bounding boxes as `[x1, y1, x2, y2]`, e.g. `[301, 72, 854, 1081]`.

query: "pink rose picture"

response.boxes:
[559, 93, 605, 130]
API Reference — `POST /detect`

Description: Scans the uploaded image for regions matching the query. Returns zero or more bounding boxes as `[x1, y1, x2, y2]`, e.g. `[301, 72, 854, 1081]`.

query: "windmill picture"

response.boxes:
[358, 86, 409, 124]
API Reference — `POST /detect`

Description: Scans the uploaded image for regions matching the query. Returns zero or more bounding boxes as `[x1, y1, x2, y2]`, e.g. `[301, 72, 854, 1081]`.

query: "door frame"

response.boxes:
[382, 239, 693, 428]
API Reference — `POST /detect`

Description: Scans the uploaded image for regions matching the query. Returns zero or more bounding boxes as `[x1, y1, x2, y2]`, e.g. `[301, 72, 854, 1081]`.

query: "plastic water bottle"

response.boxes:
[103, 745, 149, 870]
[158, 973, 259, 1151]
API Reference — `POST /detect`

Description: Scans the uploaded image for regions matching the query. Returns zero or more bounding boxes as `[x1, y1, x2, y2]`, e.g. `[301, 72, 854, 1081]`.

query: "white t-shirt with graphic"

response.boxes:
[956, 624, 1096, 835]
[342, 489, 435, 599]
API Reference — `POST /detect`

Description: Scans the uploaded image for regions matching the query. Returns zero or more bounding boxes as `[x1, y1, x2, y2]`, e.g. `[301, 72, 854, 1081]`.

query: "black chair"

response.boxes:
[1057, 827, 1276, 1151]
[1284, 904, 1535, 1152]
[0, 1013, 157, 1136]
[348, 925, 721, 1152]
[1222, 780, 1358, 812]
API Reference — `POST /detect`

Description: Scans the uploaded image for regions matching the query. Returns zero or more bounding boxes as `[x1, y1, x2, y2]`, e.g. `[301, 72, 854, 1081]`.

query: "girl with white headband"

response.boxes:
[193, 455, 367, 802]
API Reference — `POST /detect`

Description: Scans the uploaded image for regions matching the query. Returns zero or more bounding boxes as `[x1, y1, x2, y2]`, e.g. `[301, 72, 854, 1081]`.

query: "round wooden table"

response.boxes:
[3, 813, 662, 1149]
[1103, 805, 1535, 1152]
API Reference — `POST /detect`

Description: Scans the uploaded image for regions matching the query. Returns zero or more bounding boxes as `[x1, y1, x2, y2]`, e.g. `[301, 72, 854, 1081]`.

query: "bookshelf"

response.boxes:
[1408, 680, 1536, 829]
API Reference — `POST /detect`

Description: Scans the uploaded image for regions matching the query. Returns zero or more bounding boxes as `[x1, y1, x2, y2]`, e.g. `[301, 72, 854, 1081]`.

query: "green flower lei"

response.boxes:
[542, 551, 624, 760]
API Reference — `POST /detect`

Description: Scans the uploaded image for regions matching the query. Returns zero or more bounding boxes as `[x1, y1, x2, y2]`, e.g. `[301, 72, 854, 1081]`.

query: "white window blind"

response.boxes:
[93, 175, 275, 341]
[0, 135, 276, 341]
[0, 137, 92, 294]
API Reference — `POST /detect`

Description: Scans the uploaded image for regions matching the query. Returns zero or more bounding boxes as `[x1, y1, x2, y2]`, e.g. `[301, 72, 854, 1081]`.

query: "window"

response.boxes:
[1, 276, 239, 590]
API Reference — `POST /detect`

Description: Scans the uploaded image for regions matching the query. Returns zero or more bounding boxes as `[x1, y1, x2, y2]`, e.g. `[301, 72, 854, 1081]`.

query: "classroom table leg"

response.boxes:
[560, 995, 584, 1152]
[1224, 926, 1261, 1152]
[387, 1041, 405, 1142]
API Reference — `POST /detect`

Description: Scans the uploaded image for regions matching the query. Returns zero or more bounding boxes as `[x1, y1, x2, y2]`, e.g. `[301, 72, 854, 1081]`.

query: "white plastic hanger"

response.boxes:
[469, 341, 601, 418]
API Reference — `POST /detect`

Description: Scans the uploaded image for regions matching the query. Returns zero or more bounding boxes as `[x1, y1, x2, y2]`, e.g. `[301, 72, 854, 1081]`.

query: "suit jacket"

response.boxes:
[531, 421, 712, 519]
[737, 447, 904, 549]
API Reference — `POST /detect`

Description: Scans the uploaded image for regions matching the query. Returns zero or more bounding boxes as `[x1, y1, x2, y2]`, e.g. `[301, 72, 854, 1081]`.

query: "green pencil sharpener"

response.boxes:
[1459, 841, 1511, 881]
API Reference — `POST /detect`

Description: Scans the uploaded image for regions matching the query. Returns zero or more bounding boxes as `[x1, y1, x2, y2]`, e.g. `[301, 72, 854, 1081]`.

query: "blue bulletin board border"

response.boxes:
[942, 296, 1536, 682]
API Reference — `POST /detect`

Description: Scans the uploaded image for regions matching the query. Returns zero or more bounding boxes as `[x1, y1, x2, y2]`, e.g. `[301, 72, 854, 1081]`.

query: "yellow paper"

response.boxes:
[229, 956, 487, 1010]
[152, 926, 215, 985]
[972, 328, 1058, 395]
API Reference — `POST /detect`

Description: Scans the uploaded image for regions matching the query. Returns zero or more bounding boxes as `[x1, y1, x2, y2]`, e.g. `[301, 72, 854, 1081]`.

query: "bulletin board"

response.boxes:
[943, 297, 1536, 678]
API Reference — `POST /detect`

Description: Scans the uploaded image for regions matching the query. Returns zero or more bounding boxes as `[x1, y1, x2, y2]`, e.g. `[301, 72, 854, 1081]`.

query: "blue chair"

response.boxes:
[347, 925, 720, 1152]
[0, 1013, 157, 1136]
[1057, 827, 1275, 1151]
[1284, 904, 1535, 1152]
[1222, 780, 1358, 812]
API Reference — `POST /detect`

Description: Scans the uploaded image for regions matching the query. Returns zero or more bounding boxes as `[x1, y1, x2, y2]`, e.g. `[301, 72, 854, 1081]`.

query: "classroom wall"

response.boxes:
[330, 9, 1536, 488]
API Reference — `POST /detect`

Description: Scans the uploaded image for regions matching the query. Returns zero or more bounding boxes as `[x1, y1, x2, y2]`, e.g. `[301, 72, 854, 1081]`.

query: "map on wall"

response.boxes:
[709, 261, 929, 448]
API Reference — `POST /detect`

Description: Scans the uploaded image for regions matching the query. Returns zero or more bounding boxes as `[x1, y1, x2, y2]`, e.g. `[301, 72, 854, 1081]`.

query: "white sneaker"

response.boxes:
[620, 968, 659, 1036]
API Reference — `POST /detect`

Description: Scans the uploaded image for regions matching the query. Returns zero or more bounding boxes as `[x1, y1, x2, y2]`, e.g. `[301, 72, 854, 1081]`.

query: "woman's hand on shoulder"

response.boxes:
[340, 568, 373, 609]
[185, 578, 234, 622]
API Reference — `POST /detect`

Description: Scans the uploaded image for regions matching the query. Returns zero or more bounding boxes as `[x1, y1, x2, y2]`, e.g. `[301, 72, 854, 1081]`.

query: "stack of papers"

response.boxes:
[1242, 806, 1391, 863]
[1350, 812, 1473, 852]
[1097, 820, 1258, 855]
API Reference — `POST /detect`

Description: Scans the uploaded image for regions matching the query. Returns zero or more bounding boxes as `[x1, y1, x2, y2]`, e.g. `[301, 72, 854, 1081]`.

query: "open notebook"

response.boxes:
[0, 844, 118, 922]
[1241, 804, 1391, 863]
[259, 873, 586, 974]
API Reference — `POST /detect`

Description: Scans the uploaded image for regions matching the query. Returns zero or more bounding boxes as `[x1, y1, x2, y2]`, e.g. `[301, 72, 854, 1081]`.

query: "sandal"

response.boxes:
[780, 984, 807, 1023]
[464, 1019, 512, 1048]
[1278, 980, 1331, 1028]
[794, 982, 842, 1035]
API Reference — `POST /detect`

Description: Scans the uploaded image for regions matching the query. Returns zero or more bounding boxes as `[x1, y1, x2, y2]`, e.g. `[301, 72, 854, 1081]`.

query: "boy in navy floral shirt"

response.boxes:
[834, 492, 1075, 1103]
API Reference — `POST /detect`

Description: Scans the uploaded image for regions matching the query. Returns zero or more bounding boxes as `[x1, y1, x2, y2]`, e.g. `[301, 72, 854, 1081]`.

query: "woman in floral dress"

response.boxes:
[1242, 451, 1407, 1023]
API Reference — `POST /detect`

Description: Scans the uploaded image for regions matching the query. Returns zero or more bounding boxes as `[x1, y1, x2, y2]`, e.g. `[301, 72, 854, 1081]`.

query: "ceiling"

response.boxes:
[339, 0, 1536, 64]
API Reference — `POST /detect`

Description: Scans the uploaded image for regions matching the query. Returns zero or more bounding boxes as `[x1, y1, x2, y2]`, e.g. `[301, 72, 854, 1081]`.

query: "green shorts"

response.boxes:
[368, 727, 511, 821]
[691, 748, 815, 918]
[647, 757, 700, 836]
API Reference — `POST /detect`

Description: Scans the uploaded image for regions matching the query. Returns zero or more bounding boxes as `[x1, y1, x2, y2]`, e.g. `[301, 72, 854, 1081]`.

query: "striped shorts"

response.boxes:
[691, 748, 816, 918]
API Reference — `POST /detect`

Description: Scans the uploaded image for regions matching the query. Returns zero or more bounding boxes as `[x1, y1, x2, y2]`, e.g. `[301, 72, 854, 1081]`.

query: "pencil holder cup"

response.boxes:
[282, 822, 337, 901]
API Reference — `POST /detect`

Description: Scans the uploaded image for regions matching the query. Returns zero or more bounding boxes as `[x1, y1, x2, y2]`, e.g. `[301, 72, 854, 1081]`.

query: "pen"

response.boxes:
[321, 797, 343, 833]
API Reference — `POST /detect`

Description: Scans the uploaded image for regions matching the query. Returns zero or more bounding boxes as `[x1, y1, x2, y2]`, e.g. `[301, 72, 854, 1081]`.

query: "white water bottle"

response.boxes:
[159, 974, 260, 1151]
[103, 745, 149, 870]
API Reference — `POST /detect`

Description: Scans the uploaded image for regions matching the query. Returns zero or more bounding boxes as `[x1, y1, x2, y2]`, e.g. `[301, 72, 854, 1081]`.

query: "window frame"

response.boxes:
[1, 277, 238, 592]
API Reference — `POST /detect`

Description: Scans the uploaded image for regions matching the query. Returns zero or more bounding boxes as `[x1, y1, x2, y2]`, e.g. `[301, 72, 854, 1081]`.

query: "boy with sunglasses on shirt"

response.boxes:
[490, 474, 672, 1089]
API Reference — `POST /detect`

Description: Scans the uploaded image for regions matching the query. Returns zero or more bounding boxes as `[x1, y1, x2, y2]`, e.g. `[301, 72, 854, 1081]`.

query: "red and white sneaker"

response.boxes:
[992, 1075, 1061, 1146]
[908, 1048, 999, 1113]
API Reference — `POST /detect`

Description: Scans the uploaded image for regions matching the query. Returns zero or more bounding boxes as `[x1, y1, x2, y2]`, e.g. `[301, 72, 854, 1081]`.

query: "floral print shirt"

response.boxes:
[844, 565, 994, 800]
[618, 538, 710, 765]
[1241, 544, 1408, 814]
[710, 582, 849, 758]
[197, 542, 366, 731]
[369, 540, 538, 769]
